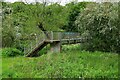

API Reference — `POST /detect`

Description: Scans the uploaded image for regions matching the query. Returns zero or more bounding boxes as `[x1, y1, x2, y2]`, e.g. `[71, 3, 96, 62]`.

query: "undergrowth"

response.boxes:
[2, 48, 118, 78]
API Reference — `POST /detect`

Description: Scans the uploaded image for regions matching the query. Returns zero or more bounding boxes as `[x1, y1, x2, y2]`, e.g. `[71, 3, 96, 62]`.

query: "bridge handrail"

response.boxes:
[23, 31, 90, 55]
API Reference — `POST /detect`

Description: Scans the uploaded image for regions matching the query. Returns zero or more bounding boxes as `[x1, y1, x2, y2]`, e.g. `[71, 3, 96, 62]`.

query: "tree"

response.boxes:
[75, 2, 120, 53]
[1, 1, 69, 49]
[61, 2, 87, 32]
[2, 2, 15, 47]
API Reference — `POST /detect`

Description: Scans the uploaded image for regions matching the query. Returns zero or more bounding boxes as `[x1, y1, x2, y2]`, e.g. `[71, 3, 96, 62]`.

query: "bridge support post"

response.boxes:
[50, 41, 61, 53]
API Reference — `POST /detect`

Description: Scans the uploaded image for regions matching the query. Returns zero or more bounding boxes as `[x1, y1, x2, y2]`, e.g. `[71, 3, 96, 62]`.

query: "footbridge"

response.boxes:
[23, 31, 89, 57]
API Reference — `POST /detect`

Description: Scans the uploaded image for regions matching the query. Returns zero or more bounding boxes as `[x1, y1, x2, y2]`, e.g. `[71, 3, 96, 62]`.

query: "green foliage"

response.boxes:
[1, 48, 23, 57]
[62, 44, 80, 51]
[2, 2, 69, 48]
[75, 2, 120, 53]
[2, 2, 119, 53]
[62, 2, 87, 32]
[39, 3, 65, 31]
[2, 50, 118, 78]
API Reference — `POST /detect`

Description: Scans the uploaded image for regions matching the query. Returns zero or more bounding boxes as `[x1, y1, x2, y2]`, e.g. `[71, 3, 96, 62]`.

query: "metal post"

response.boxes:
[42, 31, 45, 40]
[59, 32, 62, 41]
[69, 32, 70, 44]
[51, 31, 53, 40]
[36, 36, 38, 47]
[31, 42, 32, 51]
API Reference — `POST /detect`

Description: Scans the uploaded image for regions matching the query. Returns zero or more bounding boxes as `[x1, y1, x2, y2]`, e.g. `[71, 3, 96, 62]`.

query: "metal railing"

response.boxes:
[23, 31, 83, 55]
[24, 31, 45, 55]
[44, 31, 81, 41]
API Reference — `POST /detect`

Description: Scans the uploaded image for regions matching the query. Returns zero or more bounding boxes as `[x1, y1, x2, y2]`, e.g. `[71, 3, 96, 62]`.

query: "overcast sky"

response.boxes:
[3, 0, 96, 5]
[3, 0, 120, 5]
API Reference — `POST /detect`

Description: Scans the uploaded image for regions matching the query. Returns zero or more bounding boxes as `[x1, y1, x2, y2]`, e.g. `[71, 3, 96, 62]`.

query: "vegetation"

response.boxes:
[1, 1, 119, 79]
[75, 2, 120, 53]
[2, 2, 69, 48]
[2, 1, 120, 53]
[2, 49, 118, 78]
[61, 2, 87, 31]
[1, 48, 23, 57]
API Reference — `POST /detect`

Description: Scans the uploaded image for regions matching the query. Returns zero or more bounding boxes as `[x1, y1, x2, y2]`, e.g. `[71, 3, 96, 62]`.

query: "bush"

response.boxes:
[75, 2, 120, 53]
[1, 48, 24, 57]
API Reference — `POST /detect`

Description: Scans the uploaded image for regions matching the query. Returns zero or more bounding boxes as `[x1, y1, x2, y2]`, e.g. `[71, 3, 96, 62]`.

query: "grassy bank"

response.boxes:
[2, 50, 118, 78]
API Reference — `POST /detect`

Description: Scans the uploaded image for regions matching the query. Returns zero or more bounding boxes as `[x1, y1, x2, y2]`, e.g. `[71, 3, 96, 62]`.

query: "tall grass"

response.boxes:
[2, 45, 118, 78]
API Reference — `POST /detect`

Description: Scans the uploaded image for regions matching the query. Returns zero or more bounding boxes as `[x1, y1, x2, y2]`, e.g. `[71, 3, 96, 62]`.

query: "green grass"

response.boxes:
[2, 49, 118, 78]
[0, 57, 2, 79]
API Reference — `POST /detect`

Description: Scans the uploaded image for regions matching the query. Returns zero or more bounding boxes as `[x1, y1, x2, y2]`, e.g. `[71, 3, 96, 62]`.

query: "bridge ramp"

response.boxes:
[26, 40, 48, 57]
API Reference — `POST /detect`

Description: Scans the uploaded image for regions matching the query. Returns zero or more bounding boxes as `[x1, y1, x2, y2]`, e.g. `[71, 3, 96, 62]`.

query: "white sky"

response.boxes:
[4, 0, 95, 2]
[3, 0, 120, 5]
[3, 0, 93, 5]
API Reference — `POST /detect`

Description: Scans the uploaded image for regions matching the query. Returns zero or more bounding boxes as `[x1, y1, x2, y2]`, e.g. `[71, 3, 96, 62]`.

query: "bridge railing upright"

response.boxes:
[61, 32, 81, 40]
[43, 31, 81, 41]
[24, 31, 45, 55]
[44, 31, 62, 41]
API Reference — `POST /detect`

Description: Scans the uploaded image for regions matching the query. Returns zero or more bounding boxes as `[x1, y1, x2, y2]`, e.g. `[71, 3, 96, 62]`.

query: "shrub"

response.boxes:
[1, 48, 24, 57]
[75, 2, 120, 53]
